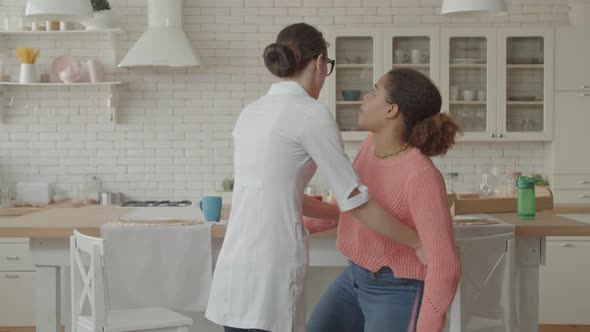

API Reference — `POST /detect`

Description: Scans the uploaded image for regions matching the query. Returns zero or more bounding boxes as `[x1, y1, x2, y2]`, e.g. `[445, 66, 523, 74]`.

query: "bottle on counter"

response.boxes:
[517, 176, 536, 220]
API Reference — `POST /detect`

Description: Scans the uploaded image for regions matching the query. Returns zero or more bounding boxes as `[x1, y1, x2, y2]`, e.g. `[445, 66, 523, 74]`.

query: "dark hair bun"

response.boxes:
[409, 113, 462, 157]
[263, 43, 299, 78]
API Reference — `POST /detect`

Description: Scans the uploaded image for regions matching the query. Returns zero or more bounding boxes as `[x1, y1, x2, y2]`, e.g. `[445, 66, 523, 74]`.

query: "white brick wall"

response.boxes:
[0, 0, 568, 200]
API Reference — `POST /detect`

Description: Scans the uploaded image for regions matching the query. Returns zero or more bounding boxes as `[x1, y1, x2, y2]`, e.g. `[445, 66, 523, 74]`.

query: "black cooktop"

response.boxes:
[121, 200, 192, 207]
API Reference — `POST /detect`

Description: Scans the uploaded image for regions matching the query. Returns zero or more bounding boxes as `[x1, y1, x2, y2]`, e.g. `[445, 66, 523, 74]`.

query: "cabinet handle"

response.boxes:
[580, 93, 590, 97]
[580, 85, 590, 89]
[579, 180, 590, 184]
[560, 243, 574, 247]
[5, 256, 21, 260]
[490, 133, 496, 138]
[498, 133, 503, 138]
[578, 194, 590, 199]
[4, 274, 20, 278]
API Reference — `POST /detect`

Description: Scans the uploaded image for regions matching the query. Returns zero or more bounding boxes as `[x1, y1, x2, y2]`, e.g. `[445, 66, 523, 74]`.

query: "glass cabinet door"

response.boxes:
[449, 37, 489, 134]
[390, 38, 434, 81]
[334, 36, 373, 132]
[506, 37, 544, 132]
[327, 30, 381, 141]
[497, 29, 553, 141]
[384, 29, 439, 84]
[441, 29, 497, 141]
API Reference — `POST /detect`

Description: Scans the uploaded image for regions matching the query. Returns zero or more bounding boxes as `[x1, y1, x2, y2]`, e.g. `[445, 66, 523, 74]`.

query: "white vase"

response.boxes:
[19, 63, 38, 83]
[81, 10, 114, 30]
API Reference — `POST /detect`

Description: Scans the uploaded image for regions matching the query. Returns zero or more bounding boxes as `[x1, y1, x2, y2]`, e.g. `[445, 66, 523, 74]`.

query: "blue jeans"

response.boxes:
[307, 261, 424, 332]
[223, 327, 268, 332]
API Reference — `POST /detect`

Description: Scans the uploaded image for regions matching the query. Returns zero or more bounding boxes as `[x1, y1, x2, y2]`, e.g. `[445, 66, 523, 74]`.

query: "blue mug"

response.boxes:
[199, 196, 222, 222]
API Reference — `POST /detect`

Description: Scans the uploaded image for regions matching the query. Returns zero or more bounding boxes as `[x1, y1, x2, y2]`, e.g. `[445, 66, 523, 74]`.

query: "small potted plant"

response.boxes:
[220, 178, 234, 203]
[81, 0, 114, 30]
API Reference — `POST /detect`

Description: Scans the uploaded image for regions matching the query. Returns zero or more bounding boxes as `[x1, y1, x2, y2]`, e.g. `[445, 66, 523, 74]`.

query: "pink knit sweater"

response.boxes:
[305, 135, 461, 332]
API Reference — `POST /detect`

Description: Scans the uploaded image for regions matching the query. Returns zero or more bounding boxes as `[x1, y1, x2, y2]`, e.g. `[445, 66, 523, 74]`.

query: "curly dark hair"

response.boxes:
[384, 68, 461, 157]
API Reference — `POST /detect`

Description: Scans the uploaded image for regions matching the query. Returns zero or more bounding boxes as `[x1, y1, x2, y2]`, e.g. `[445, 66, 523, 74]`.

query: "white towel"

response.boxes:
[101, 221, 213, 312]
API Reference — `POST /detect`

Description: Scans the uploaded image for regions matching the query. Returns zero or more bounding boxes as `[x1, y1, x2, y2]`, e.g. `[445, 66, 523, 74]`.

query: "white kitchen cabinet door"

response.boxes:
[555, 27, 590, 92]
[496, 28, 554, 141]
[552, 91, 590, 174]
[539, 239, 590, 324]
[0, 272, 35, 326]
[382, 28, 440, 85]
[441, 28, 497, 142]
[326, 28, 382, 142]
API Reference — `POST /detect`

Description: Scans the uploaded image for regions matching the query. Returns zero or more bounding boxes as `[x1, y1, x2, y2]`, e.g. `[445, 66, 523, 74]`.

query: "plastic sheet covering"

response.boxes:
[447, 214, 515, 332]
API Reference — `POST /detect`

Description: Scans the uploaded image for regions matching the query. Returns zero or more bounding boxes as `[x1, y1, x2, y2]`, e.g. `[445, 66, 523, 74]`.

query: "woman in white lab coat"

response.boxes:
[205, 23, 425, 332]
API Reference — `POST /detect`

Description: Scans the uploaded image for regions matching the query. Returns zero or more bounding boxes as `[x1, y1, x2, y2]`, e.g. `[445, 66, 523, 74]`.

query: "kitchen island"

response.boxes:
[1, 205, 590, 332]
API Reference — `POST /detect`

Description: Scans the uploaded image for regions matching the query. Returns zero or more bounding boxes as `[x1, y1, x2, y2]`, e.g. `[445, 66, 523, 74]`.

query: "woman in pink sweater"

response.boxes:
[305, 69, 462, 332]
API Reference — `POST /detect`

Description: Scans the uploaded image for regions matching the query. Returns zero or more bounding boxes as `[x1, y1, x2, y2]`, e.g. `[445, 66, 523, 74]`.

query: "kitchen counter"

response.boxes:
[0, 201, 88, 217]
[0, 206, 45, 217]
[1, 205, 590, 239]
[0, 205, 336, 239]
[3, 206, 589, 332]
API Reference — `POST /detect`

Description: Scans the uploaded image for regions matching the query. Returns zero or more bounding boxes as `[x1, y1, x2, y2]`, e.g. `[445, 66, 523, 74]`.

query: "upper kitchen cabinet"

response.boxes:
[328, 27, 555, 142]
[384, 28, 440, 85]
[555, 27, 590, 92]
[497, 28, 554, 141]
[546, 27, 590, 204]
[326, 29, 382, 141]
[441, 28, 497, 141]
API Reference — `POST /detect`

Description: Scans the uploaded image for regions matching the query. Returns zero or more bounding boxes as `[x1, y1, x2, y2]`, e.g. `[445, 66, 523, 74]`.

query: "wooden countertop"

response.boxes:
[493, 212, 590, 237]
[0, 201, 88, 217]
[0, 207, 45, 217]
[1, 206, 590, 239]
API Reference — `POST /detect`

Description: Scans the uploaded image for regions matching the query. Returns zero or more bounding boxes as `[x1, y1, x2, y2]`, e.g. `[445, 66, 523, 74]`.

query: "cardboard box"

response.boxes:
[454, 186, 553, 215]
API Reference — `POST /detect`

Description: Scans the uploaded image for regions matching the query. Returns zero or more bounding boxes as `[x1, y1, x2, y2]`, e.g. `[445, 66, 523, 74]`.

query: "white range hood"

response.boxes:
[118, 0, 200, 67]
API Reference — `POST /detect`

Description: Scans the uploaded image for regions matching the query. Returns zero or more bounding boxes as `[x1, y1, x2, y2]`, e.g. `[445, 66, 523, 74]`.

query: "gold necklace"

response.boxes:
[374, 143, 409, 159]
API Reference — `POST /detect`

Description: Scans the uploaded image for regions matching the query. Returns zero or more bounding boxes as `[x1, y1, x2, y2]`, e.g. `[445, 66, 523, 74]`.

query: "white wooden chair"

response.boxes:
[70, 229, 193, 332]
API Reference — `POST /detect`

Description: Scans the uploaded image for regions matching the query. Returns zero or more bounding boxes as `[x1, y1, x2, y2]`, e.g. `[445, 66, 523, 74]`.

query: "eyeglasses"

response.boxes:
[326, 57, 335, 76]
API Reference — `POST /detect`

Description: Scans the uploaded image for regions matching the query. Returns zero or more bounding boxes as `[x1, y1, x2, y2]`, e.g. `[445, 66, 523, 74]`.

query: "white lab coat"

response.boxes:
[205, 81, 370, 332]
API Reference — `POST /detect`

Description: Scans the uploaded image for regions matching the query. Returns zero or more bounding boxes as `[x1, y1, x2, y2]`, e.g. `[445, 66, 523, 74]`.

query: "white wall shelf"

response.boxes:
[0, 27, 125, 125]
[0, 28, 123, 37]
[0, 82, 124, 125]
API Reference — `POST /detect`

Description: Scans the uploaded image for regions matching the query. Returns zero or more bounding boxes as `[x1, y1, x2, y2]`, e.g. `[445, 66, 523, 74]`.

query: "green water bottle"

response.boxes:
[517, 176, 536, 220]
